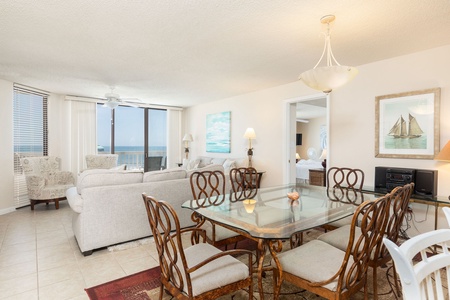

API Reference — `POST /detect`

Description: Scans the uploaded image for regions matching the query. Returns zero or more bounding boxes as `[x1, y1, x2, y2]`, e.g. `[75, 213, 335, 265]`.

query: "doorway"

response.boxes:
[284, 94, 329, 183]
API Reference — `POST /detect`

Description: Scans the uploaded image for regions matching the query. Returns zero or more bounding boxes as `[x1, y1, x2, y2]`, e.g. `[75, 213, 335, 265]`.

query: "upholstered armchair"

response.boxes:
[85, 154, 119, 169]
[20, 156, 75, 210]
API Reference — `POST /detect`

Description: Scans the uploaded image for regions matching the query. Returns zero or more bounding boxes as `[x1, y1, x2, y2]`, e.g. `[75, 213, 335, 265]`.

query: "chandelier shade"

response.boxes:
[300, 65, 358, 94]
[299, 15, 358, 94]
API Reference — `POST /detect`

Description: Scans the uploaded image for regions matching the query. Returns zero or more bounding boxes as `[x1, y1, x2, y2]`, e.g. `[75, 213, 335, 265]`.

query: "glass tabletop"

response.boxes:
[182, 183, 380, 240]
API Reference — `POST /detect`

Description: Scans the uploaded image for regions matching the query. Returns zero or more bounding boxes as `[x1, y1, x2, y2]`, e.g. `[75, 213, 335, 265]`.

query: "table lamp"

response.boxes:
[296, 153, 300, 163]
[435, 140, 450, 162]
[435, 140, 450, 200]
[182, 134, 193, 159]
[244, 128, 256, 167]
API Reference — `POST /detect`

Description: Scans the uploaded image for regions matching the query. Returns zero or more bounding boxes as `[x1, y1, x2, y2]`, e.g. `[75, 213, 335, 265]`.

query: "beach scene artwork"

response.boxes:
[206, 111, 231, 153]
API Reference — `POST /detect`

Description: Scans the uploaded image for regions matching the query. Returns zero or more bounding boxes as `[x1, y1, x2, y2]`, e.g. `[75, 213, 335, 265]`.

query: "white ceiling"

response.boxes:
[1, 1, 450, 108]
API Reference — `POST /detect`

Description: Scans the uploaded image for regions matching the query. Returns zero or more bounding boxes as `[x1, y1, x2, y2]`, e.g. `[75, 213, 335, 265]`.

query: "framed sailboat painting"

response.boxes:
[375, 88, 440, 159]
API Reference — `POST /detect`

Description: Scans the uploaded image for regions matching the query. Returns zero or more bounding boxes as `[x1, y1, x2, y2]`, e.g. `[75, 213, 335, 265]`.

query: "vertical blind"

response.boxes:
[13, 84, 48, 208]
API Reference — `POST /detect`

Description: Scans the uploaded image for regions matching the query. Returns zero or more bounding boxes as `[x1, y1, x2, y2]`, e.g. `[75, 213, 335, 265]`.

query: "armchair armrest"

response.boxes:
[25, 175, 45, 190]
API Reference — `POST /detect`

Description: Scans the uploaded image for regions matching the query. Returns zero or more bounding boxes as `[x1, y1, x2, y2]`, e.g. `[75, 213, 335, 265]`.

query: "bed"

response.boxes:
[296, 159, 324, 181]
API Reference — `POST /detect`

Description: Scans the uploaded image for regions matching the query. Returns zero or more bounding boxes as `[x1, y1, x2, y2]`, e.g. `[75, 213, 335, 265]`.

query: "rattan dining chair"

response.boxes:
[317, 183, 414, 299]
[189, 169, 246, 248]
[327, 167, 365, 190]
[383, 229, 450, 299]
[322, 167, 366, 231]
[142, 194, 253, 300]
[273, 192, 392, 299]
[290, 167, 365, 248]
[229, 167, 259, 201]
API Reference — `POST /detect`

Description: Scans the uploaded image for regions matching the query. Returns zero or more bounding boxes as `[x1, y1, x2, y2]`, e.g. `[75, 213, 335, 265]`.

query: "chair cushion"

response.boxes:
[317, 225, 352, 251]
[29, 183, 74, 200]
[272, 240, 352, 291]
[182, 243, 249, 296]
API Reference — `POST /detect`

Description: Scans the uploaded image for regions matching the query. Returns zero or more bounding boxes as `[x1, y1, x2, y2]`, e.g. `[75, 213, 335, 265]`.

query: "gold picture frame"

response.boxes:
[375, 88, 440, 159]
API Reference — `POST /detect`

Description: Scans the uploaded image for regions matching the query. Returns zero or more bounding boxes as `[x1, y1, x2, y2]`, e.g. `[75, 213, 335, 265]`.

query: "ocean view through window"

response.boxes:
[97, 104, 167, 171]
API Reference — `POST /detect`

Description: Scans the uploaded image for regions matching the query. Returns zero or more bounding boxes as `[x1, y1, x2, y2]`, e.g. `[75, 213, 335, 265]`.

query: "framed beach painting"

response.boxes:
[375, 88, 440, 159]
[206, 111, 231, 153]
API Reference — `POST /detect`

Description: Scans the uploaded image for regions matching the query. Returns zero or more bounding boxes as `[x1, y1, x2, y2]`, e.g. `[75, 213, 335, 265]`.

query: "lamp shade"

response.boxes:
[435, 141, 450, 162]
[243, 128, 256, 139]
[182, 134, 193, 142]
[296, 153, 301, 160]
[319, 149, 327, 160]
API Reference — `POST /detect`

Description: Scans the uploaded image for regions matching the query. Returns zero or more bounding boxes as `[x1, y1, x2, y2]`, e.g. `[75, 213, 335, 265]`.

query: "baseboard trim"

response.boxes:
[0, 207, 16, 215]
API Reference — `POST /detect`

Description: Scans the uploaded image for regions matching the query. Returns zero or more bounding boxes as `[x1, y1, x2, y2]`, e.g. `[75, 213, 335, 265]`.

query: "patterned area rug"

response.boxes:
[86, 230, 402, 300]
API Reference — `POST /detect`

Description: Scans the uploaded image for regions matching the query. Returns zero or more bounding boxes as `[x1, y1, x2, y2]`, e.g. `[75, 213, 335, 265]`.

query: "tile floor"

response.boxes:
[0, 201, 161, 300]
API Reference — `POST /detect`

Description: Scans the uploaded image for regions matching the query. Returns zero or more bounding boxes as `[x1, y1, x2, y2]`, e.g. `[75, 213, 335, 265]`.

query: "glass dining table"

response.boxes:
[182, 183, 380, 299]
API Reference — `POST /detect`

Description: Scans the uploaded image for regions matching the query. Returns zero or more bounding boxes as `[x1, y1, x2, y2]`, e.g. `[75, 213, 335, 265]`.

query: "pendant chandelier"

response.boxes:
[299, 15, 358, 94]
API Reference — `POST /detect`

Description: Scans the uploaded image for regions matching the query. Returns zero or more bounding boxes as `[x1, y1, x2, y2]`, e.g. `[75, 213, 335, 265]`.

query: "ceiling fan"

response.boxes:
[103, 88, 143, 109]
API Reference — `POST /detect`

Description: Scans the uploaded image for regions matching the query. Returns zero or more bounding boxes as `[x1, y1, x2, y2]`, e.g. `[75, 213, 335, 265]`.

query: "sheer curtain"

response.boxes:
[167, 109, 182, 169]
[69, 100, 97, 175]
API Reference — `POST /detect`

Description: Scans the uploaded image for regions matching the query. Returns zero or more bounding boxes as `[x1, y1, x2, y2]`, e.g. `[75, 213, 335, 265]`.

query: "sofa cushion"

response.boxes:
[77, 169, 143, 194]
[186, 164, 225, 178]
[143, 168, 187, 183]
[211, 158, 226, 165]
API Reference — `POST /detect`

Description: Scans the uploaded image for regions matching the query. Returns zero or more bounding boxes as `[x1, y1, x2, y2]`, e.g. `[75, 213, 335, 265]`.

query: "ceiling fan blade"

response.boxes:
[122, 98, 142, 103]
[123, 102, 140, 108]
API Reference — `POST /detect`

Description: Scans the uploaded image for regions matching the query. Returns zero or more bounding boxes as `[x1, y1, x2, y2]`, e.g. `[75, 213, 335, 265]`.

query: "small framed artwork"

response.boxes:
[206, 111, 231, 153]
[375, 88, 440, 159]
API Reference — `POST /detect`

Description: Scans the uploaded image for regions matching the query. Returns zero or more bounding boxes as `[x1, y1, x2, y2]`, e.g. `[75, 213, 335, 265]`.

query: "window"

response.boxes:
[96, 104, 167, 171]
[13, 85, 48, 208]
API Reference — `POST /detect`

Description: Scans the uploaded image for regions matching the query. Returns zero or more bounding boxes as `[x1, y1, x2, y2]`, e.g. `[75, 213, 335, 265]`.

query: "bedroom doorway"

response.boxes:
[284, 94, 329, 184]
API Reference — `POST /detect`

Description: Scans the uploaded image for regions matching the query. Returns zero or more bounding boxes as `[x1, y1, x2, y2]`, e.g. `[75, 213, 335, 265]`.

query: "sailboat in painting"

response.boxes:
[388, 113, 424, 138]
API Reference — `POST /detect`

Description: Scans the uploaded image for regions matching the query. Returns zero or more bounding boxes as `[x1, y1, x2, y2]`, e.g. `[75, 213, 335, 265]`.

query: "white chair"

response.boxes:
[443, 207, 450, 226]
[383, 229, 450, 299]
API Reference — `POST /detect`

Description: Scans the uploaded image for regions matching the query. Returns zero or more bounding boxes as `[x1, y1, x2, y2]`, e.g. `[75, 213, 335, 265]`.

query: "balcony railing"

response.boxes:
[115, 151, 167, 171]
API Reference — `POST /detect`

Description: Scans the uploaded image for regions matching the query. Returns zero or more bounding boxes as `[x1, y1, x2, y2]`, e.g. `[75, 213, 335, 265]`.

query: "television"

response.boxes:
[296, 134, 302, 145]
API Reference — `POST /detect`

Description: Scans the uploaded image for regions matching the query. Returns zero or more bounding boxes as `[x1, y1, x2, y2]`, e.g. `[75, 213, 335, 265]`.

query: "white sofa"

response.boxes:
[66, 164, 229, 255]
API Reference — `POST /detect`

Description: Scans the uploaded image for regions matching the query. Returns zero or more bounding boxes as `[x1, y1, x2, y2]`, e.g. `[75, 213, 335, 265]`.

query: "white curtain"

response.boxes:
[69, 101, 97, 175]
[167, 109, 182, 169]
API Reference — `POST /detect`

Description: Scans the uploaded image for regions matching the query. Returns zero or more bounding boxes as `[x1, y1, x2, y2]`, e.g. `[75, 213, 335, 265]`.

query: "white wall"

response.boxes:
[330, 45, 450, 196]
[185, 45, 450, 235]
[186, 45, 450, 194]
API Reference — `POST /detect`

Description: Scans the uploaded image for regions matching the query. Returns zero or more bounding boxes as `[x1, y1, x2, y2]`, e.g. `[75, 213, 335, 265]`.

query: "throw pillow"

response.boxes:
[198, 157, 213, 168]
[223, 159, 236, 173]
